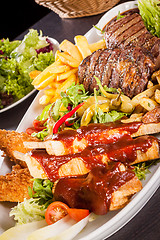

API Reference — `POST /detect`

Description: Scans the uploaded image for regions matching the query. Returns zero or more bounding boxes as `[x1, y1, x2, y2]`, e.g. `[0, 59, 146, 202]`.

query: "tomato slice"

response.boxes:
[26, 127, 38, 135]
[45, 201, 69, 225]
[33, 119, 47, 131]
[67, 208, 89, 222]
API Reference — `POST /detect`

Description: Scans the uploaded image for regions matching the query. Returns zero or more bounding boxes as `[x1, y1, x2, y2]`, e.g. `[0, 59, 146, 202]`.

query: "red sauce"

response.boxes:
[30, 121, 156, 214]
[30, 135, 155, 182]
[54, 162, 135, 215]
[52, 121, 142, 149]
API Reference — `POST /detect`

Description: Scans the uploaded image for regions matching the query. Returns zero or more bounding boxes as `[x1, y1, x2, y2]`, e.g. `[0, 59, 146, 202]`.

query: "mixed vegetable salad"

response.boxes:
[0, 29, 55, 109]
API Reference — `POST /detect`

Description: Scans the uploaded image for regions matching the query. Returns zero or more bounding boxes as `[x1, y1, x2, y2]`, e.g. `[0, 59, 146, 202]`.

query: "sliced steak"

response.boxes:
[78, 46, 155, 98]
[104, 11, 160, 67]
[78, 54, 91, 91]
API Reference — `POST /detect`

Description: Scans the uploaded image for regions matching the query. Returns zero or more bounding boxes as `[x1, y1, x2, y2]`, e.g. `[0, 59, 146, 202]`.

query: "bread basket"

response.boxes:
[35, 0, 120, 18]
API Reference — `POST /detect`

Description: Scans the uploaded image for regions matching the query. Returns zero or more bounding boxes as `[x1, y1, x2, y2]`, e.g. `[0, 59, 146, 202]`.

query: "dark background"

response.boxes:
[0, 0, 51, 40]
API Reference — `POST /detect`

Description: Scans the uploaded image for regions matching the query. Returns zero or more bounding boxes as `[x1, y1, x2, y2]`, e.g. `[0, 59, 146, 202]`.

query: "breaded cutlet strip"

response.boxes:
[0, 164, 33, 202]
[0, 129, 41, 168]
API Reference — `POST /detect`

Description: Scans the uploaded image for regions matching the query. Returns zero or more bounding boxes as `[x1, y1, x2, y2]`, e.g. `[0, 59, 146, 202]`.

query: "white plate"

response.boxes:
[1, 1, 160, 239]
[0, 37, 59, 114]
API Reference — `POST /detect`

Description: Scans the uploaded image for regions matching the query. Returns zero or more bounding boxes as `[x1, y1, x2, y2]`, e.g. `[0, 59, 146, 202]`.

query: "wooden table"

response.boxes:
[0, 0, 160, 239]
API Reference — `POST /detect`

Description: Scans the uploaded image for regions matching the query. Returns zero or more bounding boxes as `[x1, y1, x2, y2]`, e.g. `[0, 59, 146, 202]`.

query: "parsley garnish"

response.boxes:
[134, 158, 160, 180]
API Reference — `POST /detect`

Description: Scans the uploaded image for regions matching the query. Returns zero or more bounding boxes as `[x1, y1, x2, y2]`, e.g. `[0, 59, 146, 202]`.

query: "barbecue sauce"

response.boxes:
[52, 121, 142, 150]
[30, 135, 155, 182]
[54, 163, 135, 215]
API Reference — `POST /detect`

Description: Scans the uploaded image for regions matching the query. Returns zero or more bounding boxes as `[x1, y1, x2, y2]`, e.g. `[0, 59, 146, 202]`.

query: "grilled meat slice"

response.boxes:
[0, 129, 41, 168]
[0, 164, 33, 202]
[14, 135, 160, 182]
[78, 46, 155, 98]
[23, 121, 160, 156]
[78, 11, 160, 97]
[104, 10, 160, 69]
[54, 163, 142, 215]
[104, 11, 160, 63]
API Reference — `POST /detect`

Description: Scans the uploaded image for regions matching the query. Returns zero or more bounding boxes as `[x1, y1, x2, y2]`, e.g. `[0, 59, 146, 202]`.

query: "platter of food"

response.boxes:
[0, 32, 59, 114]
[1, 0, 160, 239]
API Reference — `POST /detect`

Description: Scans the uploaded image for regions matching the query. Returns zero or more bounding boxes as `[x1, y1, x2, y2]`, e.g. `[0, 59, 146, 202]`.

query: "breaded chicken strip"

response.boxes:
[0, 164, 33, 202]
[0, 129, 40, 168]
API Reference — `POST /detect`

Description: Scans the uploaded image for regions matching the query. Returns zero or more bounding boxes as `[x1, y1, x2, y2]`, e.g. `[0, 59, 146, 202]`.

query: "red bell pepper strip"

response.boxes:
[53, 102, 84, 134]
[65, 119, 74, 127]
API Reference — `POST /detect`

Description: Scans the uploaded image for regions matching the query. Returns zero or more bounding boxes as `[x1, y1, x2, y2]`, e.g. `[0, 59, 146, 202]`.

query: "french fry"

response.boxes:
[44, 88, 56, 96]
[49, 65, 70, 74]
[51, 74, 76, 103]
[29, 70, 42, 80]
[147, 81, 154, 89]
[57, 51, 81, 67]
[57, 73, 76, 94]
[57, 68, 77, 81]
[131, 84, 160, 106]
[121, 113, 144, 123]
[39, 94, 52, 105]
[32, 61, 61, 86]
[155, 89, 160, 104]
[152, 70, 160, 80]
[34, 74, 56, 90]
[74, 35, 92, 59]
[89, 39, 106, 52]
[139, 97, 158, 111]
[59, 40, 83, 62]
[49, 81, 62, 89]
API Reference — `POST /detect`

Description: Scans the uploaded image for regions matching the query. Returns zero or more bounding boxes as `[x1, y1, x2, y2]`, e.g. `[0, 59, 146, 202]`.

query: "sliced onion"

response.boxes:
[27, 215, 89, 240]
[0, 220, 47, 240]
[47, 215, 89, 240]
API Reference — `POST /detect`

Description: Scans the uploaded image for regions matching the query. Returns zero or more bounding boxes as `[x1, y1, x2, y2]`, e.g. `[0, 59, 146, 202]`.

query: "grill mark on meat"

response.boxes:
[85, 50, 103, 93]
[116, 20, 145, 47]
[105, 14, 142, 49]
[102, 49, 121, 89]
[108, 49, 122, 89]
[89, 49, 112, 92]
[100, 50, 113, 86]
[105, 12, 138, 39]
[124, 28, 150, 47]
[109, 14, 142, 46]
[78, 55, 91, 90]
[143, 36, 158, 52]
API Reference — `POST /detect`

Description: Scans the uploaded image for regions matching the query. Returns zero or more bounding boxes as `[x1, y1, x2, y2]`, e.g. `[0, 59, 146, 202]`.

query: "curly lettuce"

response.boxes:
[10, 178, 54, 224]
[9, 198, 46, 225]
[0, 29, 55, 109]
[138, 0, 160, 37]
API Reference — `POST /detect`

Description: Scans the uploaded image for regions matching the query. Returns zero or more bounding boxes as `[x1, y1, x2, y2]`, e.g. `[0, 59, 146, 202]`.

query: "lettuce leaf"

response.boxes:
[0, 38, 20, 56]
[28, 179, 54, 208]
[0, 29, 55, 108]
[10, 198, 46, 225]
[138, 0, 160, 37]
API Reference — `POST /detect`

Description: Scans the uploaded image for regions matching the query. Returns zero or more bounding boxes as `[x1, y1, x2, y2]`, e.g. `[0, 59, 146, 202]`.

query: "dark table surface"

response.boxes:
[0, 0, 160, 239]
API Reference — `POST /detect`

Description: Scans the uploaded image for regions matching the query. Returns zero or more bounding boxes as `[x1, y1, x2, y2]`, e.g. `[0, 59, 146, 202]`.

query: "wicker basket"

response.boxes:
[35, 0, 120, 18]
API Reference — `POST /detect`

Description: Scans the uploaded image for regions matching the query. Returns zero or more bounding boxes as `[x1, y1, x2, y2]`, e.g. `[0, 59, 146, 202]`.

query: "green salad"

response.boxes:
[138, 0, 160, 37]
[0, 29, 55, 109]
